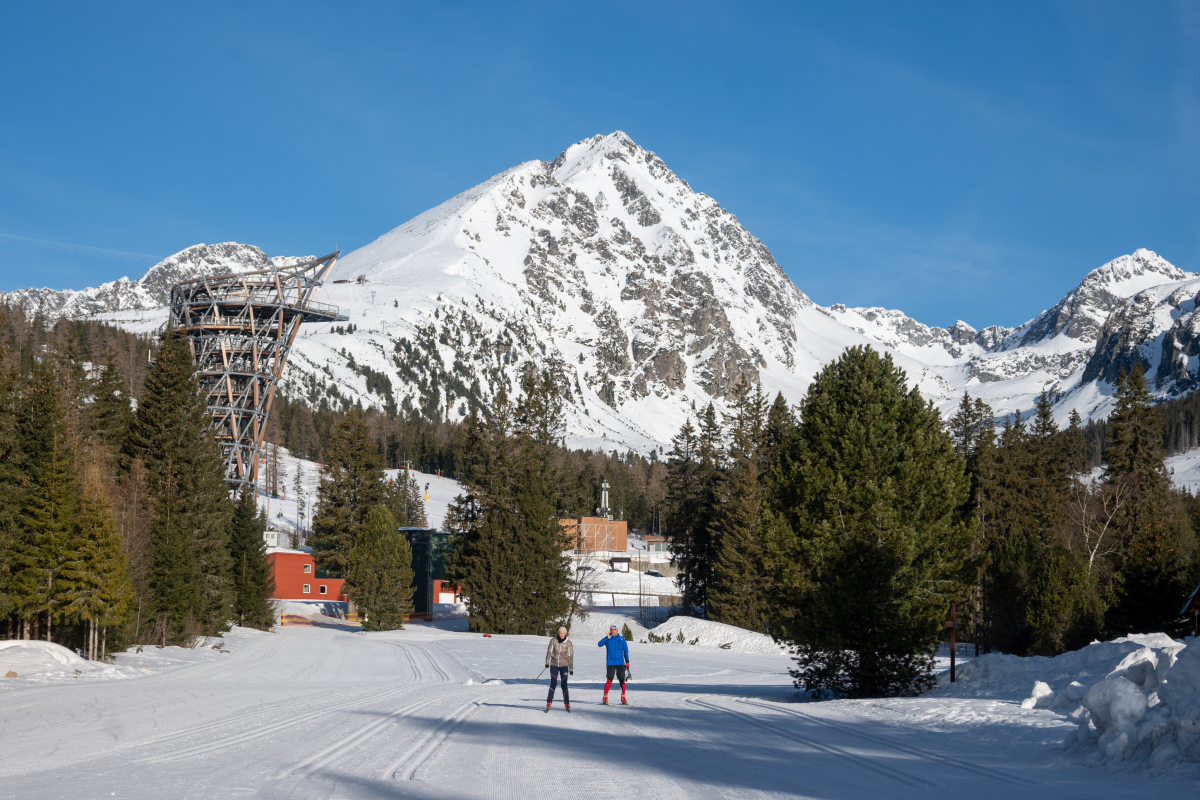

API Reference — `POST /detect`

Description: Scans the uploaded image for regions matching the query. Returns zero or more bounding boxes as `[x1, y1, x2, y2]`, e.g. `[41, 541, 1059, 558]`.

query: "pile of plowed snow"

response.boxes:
[929, 633, 1197, 772]
[641, 617, 787, 656]
[0, 640, 119, 680]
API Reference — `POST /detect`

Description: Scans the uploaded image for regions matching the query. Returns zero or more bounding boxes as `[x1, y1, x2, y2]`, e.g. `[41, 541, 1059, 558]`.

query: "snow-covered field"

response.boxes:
[258, 448, 463, 542]
[2, 625, 1194, 799]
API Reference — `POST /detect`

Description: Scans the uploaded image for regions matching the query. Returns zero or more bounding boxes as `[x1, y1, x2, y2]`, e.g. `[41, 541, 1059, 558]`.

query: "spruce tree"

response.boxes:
[664, 419, 701, 607]
[764, 346, 973, 697]
[1026, 546, 1104, 655]
[384, 469, 427, 527]
[1063, 409, 1091, 476]
[0, 356, 23, 625]
[89, 356, 134, 451]
[12, 433, 78, 641]
[445, 377, 570, 635]
[761, 392, 796, 475]
[229, 489, 275, 629]
[1104, 365, 1191, 634]
[124, 336, 234, 642]
[61, 474, 132, 659]
[709, 377, 770, 630]
[310, 409, 386, 577]
[346, 505, 414, 631]
[980, 412, 1042, 654]
[667, 403, 724, 613]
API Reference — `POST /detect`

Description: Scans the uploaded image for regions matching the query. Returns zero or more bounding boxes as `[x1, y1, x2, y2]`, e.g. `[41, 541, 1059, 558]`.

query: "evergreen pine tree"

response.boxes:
[709, 377, 771, 631]
[445, 376, 571, 635]
[384, 469, 427, 527]
[764, 346, 973, 697]
[229, 489, 275, 629]
[1063, 409, 1090, 476]
[761, 392, 796, 475]
[310, 409, 386, 578]
[124, 336, 234, 642]
[664, 418, 702, 608]
[979, 412, 1043, 654]
[12, 432, 78, 641]
[346, 505, 414, 631]
[673, 403, 725, 613]
[61, 473, 132, 659]
[0, 353, 23, 625]
[1025, 546, 1105, 655]
[1104, 365, 1191, 634]
[90, 356, 133, 451]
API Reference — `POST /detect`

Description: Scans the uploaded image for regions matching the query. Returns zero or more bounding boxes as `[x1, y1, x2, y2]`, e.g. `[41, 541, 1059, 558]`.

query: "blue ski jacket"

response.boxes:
[598, 634, 629, 666]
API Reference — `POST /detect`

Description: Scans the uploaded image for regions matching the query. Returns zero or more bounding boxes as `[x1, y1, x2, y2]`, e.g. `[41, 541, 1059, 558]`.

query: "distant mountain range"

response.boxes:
[5, 132, 1198, 453]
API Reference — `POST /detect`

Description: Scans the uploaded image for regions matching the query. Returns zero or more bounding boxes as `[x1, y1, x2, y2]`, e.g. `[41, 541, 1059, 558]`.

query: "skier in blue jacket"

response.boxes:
[598, 624, 630, 705]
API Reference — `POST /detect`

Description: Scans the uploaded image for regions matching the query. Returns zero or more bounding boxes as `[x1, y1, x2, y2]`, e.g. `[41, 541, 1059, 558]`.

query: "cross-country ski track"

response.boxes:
[0, 625, 1186, 799]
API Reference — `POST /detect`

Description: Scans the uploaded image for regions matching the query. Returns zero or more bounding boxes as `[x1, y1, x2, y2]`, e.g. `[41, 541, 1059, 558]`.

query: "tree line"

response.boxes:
[663, 347, 1200, 698]
[0, 310, 276, 651]
[949, 364, 1197, 657]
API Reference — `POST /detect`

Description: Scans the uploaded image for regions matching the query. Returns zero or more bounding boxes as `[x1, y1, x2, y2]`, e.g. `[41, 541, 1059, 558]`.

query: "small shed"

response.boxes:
[609, 557, 631, 573]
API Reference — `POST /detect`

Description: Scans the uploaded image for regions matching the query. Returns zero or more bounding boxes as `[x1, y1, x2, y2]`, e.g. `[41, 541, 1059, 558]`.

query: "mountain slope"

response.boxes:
[6, 133, 1198, 451]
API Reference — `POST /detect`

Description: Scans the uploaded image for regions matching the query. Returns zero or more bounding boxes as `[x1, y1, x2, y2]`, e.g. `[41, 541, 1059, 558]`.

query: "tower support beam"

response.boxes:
[161, 252, 347, 495]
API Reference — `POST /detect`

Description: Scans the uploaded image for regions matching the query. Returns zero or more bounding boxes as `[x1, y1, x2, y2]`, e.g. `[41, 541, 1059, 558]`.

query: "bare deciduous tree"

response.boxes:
[1062, 475, 1132, 570]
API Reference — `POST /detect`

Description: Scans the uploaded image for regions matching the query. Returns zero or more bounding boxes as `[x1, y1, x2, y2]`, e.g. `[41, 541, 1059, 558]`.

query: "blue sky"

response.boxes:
[2, 1, 1198, 329]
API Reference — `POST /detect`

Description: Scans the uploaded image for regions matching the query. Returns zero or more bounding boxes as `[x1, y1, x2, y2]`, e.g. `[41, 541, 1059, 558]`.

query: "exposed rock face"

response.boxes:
[1010, 249, 1190, 349]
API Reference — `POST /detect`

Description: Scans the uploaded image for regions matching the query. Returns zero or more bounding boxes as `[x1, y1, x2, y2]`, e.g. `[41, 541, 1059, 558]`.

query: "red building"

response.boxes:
[267, 552, 347, 602]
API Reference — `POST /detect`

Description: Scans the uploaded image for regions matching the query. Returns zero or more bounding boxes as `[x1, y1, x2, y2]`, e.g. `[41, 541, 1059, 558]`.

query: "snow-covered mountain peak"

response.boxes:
[10, 132, 1200, 451]
[317, 131, 814, 449]
[1001, 248, 1195, 353]
[0, 243, 309, 320]
[1079, 248, 1194, 295]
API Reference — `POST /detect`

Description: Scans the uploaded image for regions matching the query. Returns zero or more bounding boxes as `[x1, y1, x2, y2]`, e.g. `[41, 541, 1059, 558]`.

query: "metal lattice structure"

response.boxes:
[161, 253, 347, 495]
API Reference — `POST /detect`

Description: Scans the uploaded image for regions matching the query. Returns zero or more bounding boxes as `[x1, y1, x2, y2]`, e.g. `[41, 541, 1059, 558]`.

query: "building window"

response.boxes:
[303, 584, 311, 594]
[319, 585, 327, 595]
[304, 564, 312, 574]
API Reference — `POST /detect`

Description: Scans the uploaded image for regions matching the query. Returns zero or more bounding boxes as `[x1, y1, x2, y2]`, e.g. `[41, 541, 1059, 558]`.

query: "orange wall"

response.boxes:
[267, 552, 347, 602]
[558, 517, 628, 552]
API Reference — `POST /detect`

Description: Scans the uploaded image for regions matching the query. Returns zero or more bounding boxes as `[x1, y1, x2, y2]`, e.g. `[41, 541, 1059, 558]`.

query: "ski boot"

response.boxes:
[602, 696, 609, 705]
[565, 703, 571, 713]
[544, 702, 552, 713]
[621, 696, 629, 705]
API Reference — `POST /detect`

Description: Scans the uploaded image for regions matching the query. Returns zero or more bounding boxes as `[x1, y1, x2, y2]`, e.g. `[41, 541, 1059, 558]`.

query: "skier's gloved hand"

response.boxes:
[569, 669, 573, 675]
[544, 663, 549, 668]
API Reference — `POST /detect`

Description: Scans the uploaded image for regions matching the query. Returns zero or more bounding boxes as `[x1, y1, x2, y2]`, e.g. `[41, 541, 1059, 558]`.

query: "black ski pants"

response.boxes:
[547, 665, 569, 704]
[604, 664, 626, 695]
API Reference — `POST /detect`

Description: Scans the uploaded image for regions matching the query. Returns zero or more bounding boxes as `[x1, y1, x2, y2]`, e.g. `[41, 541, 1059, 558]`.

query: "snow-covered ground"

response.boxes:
[259, 448, 463, 545]
[1167, 449, 1200, 494]
[2, 626, 1195, 798]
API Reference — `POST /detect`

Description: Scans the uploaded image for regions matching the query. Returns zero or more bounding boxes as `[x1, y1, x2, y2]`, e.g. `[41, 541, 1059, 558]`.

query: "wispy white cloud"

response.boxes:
[0, 232, 158, 262]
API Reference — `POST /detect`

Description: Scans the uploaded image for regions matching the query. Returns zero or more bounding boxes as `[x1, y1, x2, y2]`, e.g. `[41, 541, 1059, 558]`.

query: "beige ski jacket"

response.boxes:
[545, 636, 574, 669]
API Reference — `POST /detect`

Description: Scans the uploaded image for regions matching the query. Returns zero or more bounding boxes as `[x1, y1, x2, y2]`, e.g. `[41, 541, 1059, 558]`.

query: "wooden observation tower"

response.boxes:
[161, 252, 347, 495]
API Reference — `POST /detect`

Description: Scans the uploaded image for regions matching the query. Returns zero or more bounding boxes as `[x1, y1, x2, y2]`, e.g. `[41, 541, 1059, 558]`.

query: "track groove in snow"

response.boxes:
[134, 683, 424, 764]
[735, 698, 1039, 786]
[384, 696, 496, 781]
[687, 696, 936, 790]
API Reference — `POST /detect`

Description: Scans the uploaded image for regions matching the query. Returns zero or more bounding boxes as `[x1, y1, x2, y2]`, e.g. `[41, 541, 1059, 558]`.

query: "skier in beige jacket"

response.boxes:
[544, 626, 574, 712]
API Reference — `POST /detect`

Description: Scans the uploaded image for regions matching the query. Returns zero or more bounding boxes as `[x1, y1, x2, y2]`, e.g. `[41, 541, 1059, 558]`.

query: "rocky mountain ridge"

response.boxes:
[4, 133, 1196, 451]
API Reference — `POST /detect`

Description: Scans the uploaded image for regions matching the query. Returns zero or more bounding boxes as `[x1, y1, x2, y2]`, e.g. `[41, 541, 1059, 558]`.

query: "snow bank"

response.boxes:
[930, 632, 1197, 773]
[640, 617, 787, 656]
[567, 612, 652, 643]
[0, 640, 90, 678]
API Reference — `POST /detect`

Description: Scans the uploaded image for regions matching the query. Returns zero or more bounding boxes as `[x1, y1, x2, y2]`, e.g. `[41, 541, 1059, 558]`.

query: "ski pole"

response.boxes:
[535, 666, 547, 682]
